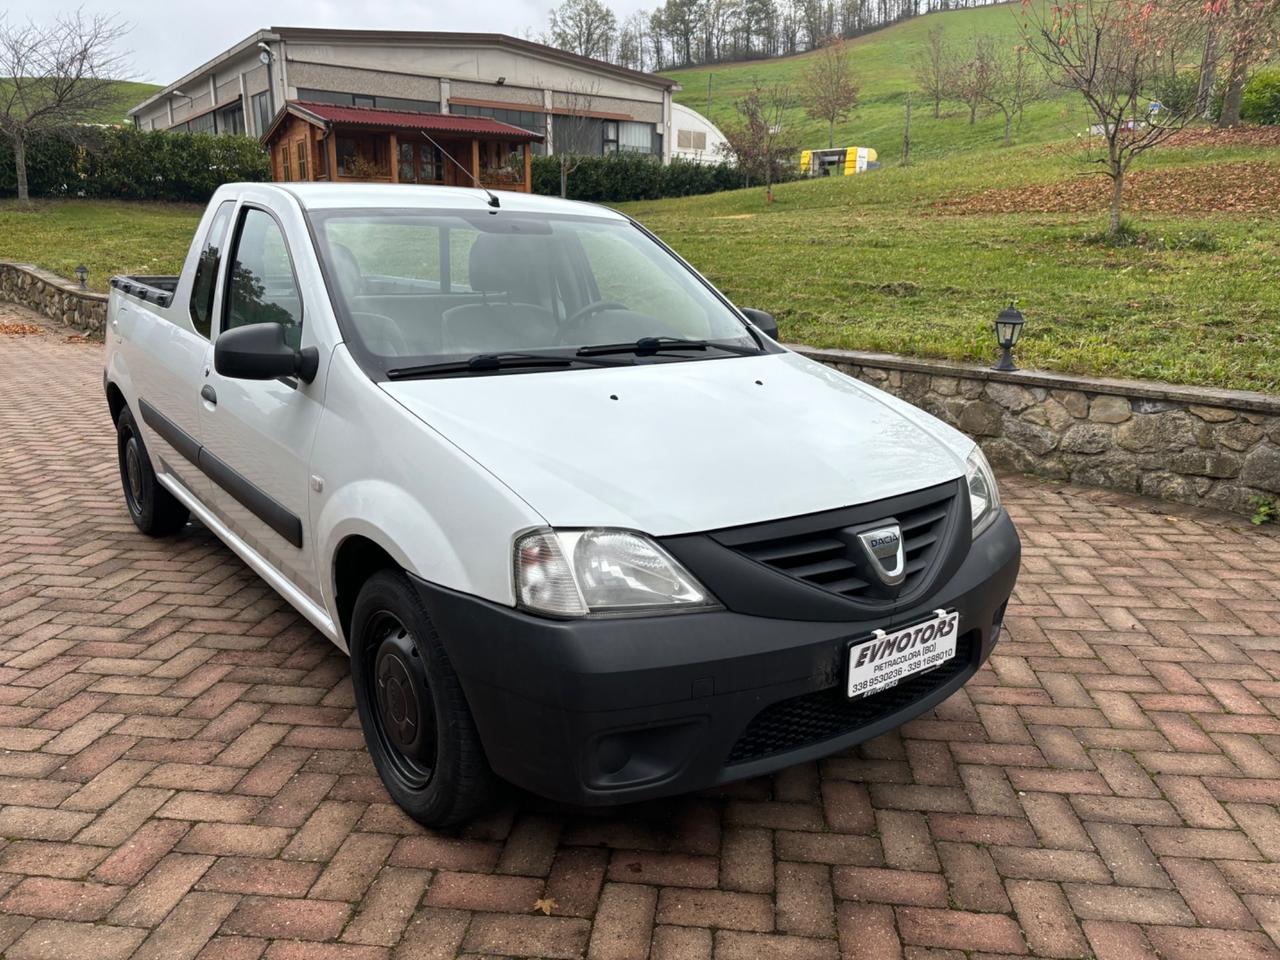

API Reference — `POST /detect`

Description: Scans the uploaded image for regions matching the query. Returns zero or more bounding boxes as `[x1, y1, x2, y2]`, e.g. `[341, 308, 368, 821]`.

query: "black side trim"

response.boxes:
[198, 449, 304, 548]
[137, 397, 304, 549]
[139, 398, 201, 465]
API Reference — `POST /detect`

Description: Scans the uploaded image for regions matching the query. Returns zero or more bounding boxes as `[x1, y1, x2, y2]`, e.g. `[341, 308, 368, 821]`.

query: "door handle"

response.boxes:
[200, 385, 217, 406]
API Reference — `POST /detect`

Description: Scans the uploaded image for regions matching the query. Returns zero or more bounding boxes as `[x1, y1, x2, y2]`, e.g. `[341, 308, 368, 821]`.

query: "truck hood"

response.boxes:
[381, 351, 974, 536]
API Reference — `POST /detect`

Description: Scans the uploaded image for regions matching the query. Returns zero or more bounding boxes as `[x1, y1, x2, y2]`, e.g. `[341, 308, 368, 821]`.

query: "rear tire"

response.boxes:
[116, 406, 189, 537]
[349, 570, 499, 827]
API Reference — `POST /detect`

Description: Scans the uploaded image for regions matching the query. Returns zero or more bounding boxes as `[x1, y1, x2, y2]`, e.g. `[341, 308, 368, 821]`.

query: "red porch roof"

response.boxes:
[273, 100, 543, 142]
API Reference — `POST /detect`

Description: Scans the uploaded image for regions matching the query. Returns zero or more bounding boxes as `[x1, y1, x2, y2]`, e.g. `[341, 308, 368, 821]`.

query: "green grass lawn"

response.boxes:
[618, 135, 1280, 393]
[663, 2, 1089, 162]
[0, 199, 201, 292]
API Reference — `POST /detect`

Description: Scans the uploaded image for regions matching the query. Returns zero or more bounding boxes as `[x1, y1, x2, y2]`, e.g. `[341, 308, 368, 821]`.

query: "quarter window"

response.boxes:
[189, 200, 236, 339]
[224, 208, 303, 348]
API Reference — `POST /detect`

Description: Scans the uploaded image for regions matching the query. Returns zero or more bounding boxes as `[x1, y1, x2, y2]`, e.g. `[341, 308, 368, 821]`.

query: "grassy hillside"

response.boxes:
[0, 79, 159, 126]
[663, 3, 1087, 162]
[618, 133, 1280, 392]
[98, 81, 162, 124]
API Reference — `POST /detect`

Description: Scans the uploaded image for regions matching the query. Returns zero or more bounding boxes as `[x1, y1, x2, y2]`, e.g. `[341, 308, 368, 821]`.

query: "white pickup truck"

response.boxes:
[104, 182, 1020, 825]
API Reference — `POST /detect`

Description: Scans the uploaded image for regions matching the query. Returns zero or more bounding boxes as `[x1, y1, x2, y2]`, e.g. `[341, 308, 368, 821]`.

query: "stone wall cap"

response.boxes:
[790, 344, 1280, 416]
[1, 260, 109, 303]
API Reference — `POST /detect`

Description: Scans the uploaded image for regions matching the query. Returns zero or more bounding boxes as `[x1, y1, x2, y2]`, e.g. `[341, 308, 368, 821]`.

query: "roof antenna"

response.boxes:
[419, 130, 500, 210]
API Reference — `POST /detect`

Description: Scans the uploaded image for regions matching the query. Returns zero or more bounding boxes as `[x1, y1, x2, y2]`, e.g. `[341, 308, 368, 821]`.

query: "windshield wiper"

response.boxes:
[386, 351, 628, 380]
[576, 336, 760, 358]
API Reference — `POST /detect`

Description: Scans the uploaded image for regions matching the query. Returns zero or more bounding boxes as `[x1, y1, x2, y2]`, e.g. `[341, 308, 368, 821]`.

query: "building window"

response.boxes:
[296, 88, 440, 115]
[552, 115, 605, 156]
[619, 121, 655, 154]
[336, 135, 389, 177]
[280, 145, 292, 181]
[603, 120, 618, 153]
[186, 112, 216, 135]
[218, 103, 245, 136]
[296, 140, 308, 181]
[677, 129, 707, 151]
[455, 103, 546, 154]
[252, 91, 272, 136]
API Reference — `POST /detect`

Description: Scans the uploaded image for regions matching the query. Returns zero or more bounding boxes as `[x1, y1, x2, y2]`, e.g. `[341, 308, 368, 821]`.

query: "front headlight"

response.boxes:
[966, 445, 1001, 537]
[514, 528, 718, 617]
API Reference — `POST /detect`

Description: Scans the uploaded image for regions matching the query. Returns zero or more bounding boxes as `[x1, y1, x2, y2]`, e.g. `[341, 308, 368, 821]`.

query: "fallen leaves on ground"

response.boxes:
[532, 897, 558, 916]
[0, 323, 43, 336]
[934, 161, 1280, 215]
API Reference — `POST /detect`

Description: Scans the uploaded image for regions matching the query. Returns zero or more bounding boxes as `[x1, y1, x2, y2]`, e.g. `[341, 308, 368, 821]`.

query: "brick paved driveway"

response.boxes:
[2, 310, 1280, 960]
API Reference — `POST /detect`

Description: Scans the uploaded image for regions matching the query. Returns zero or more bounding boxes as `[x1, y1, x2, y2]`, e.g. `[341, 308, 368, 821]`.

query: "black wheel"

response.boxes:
[116, 406, 189, 537]
[349, 570, 499, 826]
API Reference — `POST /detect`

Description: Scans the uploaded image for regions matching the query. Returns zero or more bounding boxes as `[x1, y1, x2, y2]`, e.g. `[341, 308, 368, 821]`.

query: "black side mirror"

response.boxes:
[740, 308, 779, 341]
[214, 323, 318, 383]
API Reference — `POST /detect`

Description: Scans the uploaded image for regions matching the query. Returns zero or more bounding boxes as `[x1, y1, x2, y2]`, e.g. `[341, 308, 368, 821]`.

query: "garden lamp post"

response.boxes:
[992, 303, 1024, 372]
[75, 265, 88, 290]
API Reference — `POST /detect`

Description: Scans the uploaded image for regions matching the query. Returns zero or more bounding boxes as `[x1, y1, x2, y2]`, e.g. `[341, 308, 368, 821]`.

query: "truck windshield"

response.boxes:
[308, 208, 761, 374]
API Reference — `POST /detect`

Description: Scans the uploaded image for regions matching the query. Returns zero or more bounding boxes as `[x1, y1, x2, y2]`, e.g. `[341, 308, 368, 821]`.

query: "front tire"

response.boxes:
[116, 406, 189, 536]
[349, 570, 499, 827]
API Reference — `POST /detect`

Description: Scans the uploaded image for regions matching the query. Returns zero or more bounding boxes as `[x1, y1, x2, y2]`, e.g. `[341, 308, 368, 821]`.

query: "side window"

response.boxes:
[188, 200, 236, 339]
[223, 208, 304, 349]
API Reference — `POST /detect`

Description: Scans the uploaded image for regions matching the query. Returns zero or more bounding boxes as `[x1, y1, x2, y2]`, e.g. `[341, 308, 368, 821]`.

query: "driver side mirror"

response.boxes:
[740, 308, 779, 341]
[215, 323, 319, 384]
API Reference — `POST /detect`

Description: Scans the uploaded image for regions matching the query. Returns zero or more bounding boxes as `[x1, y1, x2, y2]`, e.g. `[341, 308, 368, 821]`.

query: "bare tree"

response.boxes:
[1025, 0, 1196, 236]
[549, 0, 618, 60]
[0, 11, 132, 203]
[951, 34, 1000, 125]
[1207, 0, 1280, 125]
[552, 81, 600, 198]
[912, 24, 950, 118]
[980, 42, 1046, 145]
[722, 80, 797, 202]
[800, 39, 860, 146]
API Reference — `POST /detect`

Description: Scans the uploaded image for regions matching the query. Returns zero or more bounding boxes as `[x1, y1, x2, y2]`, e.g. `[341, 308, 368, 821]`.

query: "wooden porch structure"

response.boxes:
[262, 100, 543, 192]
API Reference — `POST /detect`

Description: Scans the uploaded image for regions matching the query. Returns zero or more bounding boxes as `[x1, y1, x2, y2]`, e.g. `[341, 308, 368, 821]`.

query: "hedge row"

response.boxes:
[531, 152, 744, 203]
[0, 127, 270, 202]
[1241, 69, 1280, 126]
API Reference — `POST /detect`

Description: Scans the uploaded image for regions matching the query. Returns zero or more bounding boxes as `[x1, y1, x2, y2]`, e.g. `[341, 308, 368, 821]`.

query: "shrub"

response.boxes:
[1241, 69, 1280, 125]
[531, 152, 743, 203]
[0, 127, 270, 202]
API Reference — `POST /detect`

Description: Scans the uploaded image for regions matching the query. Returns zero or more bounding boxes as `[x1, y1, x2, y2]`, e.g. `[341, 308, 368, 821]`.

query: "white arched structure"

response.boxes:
[670, 102, 729, 164]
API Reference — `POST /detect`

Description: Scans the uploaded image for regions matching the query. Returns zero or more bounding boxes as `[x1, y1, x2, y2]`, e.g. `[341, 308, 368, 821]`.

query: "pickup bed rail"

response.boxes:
[110, 275, 178, 308]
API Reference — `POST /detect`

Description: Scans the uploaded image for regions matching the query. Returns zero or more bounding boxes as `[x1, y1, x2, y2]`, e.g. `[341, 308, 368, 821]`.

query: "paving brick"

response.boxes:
[222, 895, 353, 940]
[588, 882, 657, 960]
[896, 907, 1026, 955]
[657, 888, 774, 931]
[3, 322, 1280, 960]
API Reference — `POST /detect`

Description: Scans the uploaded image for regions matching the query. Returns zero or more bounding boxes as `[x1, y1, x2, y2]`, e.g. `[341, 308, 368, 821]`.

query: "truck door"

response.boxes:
[123, 199, 236, 504]
[198, 203, 327, 603]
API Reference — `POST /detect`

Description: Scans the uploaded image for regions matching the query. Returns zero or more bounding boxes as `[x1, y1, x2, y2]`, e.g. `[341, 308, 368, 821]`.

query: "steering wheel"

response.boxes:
[350, 311, 410, 357]
[556, 300, 629, 345]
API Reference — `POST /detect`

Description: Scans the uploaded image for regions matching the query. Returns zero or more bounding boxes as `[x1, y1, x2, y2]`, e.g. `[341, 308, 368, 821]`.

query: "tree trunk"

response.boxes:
[1196, 27, 1218, 117]
[1003, 110, 1012, 146]
[968, 99, 977, 124]
[901, 94, 911, 166]
[14, 134, 29, 204]
[1107, 169, 1124, 236]
[932, 95, 940, 119]
[559, 160, 568, 199]
[1219, 42, 1249, 126]
[828, 119, 834, 148]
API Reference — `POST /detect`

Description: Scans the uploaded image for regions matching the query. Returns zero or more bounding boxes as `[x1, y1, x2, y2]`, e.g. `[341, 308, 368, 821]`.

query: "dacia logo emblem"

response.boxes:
[855, 523, 905, 586]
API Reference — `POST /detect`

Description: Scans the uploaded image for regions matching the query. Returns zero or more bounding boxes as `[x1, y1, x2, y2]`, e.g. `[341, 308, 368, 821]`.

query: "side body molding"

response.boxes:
[138, 398, 304, 548]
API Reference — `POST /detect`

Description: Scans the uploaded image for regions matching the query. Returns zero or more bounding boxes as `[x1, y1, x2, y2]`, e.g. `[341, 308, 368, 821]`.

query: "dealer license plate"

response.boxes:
[847, 609, 960, 699]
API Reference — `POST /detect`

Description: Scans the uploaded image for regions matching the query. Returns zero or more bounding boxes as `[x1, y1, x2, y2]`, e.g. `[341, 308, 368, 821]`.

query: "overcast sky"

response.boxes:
[7, 0, 649, 84]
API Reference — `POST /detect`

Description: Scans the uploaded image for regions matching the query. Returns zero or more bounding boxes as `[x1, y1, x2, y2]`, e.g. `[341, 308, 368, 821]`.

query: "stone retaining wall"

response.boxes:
[0, 261, 107, 334]
[797, 346, 1280, 518]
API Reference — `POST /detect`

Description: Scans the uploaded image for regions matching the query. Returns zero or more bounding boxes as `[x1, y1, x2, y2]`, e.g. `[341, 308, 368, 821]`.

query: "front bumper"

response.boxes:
[415, 509, 1020, 806]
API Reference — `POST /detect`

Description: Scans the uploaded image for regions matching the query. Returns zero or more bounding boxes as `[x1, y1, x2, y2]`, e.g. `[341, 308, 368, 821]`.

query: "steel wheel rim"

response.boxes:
[364, 611, 437, 788]
[123, 435, 144, 512]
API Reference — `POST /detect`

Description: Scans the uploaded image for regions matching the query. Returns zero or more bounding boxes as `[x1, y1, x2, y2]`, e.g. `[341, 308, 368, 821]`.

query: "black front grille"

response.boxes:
[725, 631, 976, 765]
[719, 481, 959, 604]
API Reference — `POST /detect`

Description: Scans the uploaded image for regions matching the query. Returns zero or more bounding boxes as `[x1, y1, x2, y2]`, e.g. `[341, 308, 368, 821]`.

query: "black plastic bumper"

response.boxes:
[413, 509, 1020, 806]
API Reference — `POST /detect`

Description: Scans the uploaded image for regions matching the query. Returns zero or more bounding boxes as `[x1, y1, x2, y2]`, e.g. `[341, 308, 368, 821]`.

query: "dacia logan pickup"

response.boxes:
[104, 183, 1020, 825]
